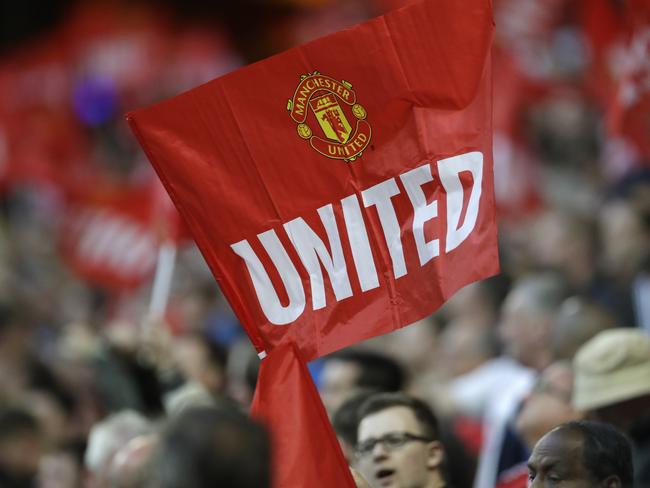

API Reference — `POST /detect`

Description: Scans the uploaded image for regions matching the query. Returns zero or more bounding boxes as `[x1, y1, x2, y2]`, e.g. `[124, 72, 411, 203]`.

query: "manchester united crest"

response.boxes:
[287, 71, 371, 162]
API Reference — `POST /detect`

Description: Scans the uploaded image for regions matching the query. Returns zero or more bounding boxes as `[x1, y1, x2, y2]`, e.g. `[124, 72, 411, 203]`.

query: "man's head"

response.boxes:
[150, 406, 270, 488]
[435, 317, 496, 379]
[0, 407, 43, 484]
[107, 434, 157, 488]
[174, 333, 228, 396]
[333, 391, 375, 463]
[551, 297, 616, 361]
[85, 410, 153, 484]
[515, 361, 582, 450]
[355, 393, 445, 488]
[498, 273, 568, 371]
[320, 350, 405, 414]
[599, 199, 650, 279]
[572, 328, 650, 434]
[527, 421, 633, 488]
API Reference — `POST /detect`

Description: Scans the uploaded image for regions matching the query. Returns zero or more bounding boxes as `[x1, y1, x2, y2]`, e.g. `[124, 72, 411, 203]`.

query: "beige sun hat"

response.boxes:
[572, 328, 650, 411]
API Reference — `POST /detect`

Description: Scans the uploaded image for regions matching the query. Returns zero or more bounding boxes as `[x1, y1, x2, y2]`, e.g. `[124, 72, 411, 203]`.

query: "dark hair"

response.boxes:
[0, 407, 40, 444]
[328, 350, 405, 393]
[0, 303, 18, 332]
[200, 334, 228, 370]
[332, 391, 375, 446]
[557, 420, 634, 486]
[151, 406, 270, 488]
[357, 392, 439, 440]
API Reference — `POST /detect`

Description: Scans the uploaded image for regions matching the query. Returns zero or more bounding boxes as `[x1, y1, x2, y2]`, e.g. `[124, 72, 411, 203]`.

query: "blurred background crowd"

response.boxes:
[0, 0, 650, 487]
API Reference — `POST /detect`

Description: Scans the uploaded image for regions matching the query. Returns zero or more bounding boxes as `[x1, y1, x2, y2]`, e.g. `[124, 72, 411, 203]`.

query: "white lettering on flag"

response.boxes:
[362, 179, 407, 279]
[231, 230, 306, 325]
[231, 151, 484, 325]
[400, 164, 439, 266]
[284, 203, 353, 311]
[341, 194, 379, 292]
[438, 151, 483, 253]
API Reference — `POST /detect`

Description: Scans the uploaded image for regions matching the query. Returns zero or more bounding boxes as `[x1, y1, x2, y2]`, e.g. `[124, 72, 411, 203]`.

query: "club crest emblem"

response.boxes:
[287, 71, 371, 162]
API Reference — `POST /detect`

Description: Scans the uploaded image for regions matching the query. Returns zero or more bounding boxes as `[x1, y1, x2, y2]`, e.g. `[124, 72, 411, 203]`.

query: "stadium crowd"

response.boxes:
[0, 0, 649, 487]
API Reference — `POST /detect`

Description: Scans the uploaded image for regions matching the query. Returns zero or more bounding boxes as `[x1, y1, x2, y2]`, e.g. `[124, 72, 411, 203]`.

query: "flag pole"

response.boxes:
[137, 240, 177, 368]
[148, 240, 177, 320]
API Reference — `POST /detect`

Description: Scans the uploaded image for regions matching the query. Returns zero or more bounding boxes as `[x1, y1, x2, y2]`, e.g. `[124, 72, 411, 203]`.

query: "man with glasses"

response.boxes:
[355, 392, 447, 488]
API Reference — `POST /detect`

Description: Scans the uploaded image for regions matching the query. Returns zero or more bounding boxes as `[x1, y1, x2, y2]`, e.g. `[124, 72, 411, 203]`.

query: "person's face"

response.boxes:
[498, 289, 549, 368]
[0, 431, 44, 478]
[516, 363, 582, 449]
[173, 336, 224, 394]
[320, 360, 361, 415]
[499, 291, 543, 366]
[527, 429, 616, 488]
[356, 406, 442, 488]
[599, 200, 649, 276]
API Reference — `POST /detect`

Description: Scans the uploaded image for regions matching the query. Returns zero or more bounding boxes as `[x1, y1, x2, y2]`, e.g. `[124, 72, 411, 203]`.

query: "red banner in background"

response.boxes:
[128, 0, 497, 362]
[61, 187, 158, 291]
[581, 0, 650, 166]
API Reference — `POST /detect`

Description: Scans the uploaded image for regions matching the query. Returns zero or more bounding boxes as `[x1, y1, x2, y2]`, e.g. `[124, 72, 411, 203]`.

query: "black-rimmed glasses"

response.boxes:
[355, 432, 433, 458]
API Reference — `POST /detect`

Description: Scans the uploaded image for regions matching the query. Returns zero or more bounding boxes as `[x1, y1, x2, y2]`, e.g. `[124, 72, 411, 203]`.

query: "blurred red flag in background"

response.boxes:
[581, 0, 650, 167]
[61, 186, 158, 291]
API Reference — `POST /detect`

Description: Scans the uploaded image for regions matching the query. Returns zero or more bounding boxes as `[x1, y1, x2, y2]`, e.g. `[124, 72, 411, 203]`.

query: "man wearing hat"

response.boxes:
[573, 328, 650, 487]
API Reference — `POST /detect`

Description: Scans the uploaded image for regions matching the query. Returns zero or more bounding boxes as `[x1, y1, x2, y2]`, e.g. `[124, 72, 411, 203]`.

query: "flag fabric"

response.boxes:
[250, 341, 357, 487]
[128, 2, 496, 487]
[581, 0, 650, 166]
[149, 178, 192, 245]
[61, 187, 158, 290]
[127, 0, 497, 362]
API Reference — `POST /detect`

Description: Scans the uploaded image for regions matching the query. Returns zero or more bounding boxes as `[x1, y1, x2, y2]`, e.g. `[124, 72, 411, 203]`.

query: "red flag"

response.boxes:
[149, 177, 192, 245]
[127, 0, 497, 361]
[61, 187, 158, 291]
[581, 0, 650, 167]
[250, 341, 356, 488]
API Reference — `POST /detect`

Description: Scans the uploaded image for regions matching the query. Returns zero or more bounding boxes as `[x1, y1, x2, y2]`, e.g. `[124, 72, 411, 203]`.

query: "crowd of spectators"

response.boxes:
[1, 0, 649, 487]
